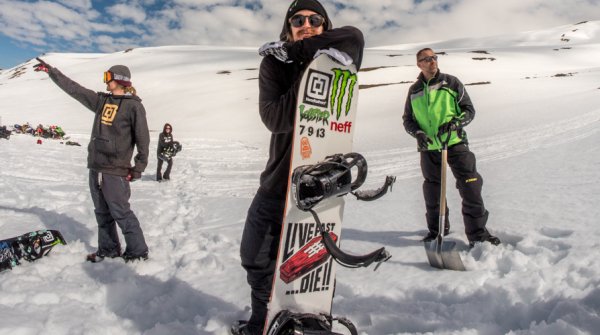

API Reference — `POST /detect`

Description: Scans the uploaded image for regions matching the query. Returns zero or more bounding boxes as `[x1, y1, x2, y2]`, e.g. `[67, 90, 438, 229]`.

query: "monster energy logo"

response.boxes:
[330, 68, 357, 120]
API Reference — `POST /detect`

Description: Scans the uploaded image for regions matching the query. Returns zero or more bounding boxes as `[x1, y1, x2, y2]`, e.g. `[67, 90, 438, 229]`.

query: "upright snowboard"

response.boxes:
[0, 229, 67, 272]
[265, 53, 359, 333]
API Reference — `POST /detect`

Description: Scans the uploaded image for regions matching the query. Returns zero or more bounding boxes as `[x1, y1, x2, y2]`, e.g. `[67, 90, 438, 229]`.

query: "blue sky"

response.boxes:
[1, 0, 598, 69]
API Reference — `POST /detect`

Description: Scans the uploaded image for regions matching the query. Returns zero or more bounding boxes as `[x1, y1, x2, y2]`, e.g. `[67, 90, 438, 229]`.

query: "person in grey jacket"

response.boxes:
[34, 58, 150, 262]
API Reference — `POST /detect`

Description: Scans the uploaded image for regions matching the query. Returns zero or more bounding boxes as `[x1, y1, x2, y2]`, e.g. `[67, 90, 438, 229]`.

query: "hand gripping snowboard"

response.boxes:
[262, 52, 393, 335]
[0, 229, 67, 272]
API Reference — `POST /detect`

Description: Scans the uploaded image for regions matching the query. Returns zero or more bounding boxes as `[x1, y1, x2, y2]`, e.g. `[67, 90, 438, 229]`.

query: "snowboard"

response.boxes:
[0, 229, 67, 272]
[159, 141, 182, 162]
[264, 53, 359, 333]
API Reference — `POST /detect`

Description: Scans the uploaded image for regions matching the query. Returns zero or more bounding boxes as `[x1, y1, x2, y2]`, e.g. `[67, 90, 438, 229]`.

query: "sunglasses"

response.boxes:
[418, 55, 438, 63]
[289, 14, 325, 28]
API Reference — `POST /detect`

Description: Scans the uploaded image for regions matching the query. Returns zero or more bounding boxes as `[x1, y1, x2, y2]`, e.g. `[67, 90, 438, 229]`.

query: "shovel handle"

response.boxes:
[437, 132, 451, 240]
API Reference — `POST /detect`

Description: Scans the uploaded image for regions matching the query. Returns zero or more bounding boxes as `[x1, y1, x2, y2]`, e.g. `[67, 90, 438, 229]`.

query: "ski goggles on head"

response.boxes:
[103, 71, 131, 84]
[289, 14, 325, 28]
[103, 71, 114, 83]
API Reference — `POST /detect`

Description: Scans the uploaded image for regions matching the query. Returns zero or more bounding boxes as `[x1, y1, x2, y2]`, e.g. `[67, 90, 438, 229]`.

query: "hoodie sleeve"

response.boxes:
[258, 57, 299, 134]
[286, 26, 365, 70]
[48, 67, 102, 113]
[132, 103, 150, 172]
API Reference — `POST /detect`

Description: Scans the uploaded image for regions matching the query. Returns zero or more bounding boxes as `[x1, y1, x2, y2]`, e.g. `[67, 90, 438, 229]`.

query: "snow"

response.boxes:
[1, 20, 600, 335]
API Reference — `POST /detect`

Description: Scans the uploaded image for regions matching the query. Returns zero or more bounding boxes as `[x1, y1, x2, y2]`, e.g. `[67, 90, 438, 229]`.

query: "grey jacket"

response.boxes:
[48, 68, 150, 176]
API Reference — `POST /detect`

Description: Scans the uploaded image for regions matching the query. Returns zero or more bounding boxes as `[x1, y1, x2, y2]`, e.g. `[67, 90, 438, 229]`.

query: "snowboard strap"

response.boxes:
[292, 152, 393, 270]
[292, 153, 367, 211]
[267, 310, 358, 335]
[308, 208, 391, 270]
[293, 153, 397, 210]
[351, 175, 397, 202]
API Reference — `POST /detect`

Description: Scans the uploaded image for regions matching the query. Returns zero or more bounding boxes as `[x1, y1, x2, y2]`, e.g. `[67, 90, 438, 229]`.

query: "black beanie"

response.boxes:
[279, 0, 333, 41]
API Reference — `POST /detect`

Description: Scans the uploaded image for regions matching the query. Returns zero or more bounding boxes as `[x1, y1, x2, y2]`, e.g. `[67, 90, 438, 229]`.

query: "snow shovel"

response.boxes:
[424, 134, 466, 271]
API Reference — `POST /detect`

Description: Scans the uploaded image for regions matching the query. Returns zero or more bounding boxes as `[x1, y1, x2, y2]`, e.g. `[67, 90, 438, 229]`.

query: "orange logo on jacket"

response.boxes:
[101, 104, 118, 126]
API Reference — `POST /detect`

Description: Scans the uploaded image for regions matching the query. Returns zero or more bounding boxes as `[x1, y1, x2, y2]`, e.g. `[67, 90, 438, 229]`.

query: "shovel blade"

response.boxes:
[424, 240, 466, 271]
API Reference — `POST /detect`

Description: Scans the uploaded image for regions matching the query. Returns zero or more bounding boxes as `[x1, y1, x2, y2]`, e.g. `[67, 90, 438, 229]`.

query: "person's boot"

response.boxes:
[469, 235, 501, 248]
[122, 252, 149, 263]
[86, 250, 121, 263]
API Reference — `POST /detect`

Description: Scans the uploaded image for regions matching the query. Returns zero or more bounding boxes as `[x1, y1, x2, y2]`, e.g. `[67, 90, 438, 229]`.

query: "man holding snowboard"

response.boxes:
[239, 0, 364, 333]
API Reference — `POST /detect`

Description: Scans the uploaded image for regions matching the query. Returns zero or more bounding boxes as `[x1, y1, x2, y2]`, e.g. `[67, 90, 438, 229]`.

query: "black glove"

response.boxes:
[437, 119, 461, 137]
[33, 57, 52, 73]
[259, 41, 292, 63]
[415, 131, 433, 151]
[126, 169, 141, 182]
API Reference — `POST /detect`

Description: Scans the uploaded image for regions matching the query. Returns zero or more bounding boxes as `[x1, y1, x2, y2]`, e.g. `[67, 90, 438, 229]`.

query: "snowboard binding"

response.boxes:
[267, 310, 358, 335]
[291, 153, 395, 270]
[292, 153, 395, 211]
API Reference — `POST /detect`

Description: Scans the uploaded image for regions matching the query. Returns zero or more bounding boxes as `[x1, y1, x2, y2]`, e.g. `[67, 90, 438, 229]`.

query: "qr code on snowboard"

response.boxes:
[303, 69, 332, 108]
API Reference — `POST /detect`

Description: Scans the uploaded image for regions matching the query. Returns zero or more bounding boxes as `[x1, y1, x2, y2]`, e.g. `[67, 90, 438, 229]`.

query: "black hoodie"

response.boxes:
[257, 13, 364, 198]
[48, 68, 150, 177]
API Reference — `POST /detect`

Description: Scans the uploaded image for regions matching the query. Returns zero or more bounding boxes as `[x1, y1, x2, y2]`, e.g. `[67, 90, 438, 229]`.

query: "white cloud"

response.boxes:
[1, 0, 599, 56]
[106, 3, 147, 24]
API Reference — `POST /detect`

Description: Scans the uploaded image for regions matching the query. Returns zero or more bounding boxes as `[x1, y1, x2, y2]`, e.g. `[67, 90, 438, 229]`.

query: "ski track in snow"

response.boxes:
[2, 110, 599, 334]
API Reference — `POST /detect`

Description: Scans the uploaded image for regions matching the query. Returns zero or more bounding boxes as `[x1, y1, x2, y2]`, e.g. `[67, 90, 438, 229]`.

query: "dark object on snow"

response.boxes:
[65, 141, 81, 146]
[0, 126, 10, 140]
[0, 229, 67, 272]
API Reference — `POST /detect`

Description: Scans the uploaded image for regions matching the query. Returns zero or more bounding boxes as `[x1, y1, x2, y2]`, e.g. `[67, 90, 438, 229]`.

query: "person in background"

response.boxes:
[156, 123, 174, 181]
[402, 47, 500, 248]
[34, 58, 150, 262]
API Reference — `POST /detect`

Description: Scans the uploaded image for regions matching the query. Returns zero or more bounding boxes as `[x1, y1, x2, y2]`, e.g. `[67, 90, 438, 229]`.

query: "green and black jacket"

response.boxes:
[403, 69, 475, 150]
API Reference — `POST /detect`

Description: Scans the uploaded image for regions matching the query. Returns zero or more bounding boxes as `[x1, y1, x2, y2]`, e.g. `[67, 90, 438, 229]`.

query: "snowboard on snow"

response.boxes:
[257, 53, 392, 335]
[0, 229, 67, 272]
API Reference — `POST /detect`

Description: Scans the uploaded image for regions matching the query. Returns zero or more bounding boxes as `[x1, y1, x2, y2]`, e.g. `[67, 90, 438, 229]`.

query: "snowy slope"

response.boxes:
[1, 21, 599, 335]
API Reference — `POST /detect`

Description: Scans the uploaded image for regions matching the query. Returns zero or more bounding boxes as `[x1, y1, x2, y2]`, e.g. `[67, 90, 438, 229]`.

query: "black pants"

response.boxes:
[420, 144, 490, 241]
[89, 170, 149, 257]
[240, 191, 285, 334]
[157, 158, 173, 180]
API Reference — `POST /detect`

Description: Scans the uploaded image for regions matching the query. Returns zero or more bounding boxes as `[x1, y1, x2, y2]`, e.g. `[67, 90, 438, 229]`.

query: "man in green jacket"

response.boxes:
[403, 48, 500, 247]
